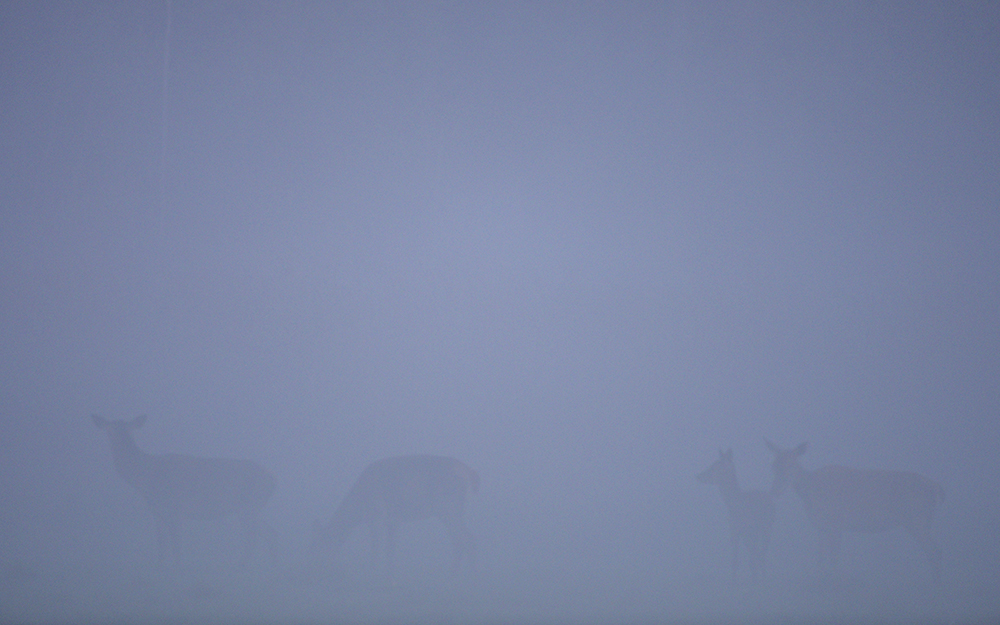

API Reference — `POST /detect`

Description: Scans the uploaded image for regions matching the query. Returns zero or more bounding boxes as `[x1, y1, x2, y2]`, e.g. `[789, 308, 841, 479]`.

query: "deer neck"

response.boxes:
[789, 464, 813, 501]
[321, 492, 369, 548]
[107, 429, 153, 487]
[715, 473, 742, 508]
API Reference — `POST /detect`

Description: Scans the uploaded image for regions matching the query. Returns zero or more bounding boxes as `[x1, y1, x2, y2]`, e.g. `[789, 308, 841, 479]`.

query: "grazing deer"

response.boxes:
[697, 448, 776, 580]
[310, 455, 478, 579]
[92, 414, 276, 567]
[765, 439, 944, 582]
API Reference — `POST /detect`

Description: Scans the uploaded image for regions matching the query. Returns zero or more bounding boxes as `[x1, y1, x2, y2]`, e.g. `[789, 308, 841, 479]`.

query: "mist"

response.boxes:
[2, 1, 998, 623]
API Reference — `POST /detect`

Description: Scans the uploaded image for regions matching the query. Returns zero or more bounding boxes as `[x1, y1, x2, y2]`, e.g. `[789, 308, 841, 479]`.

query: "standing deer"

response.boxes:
[697, 448, 776, 580]
[92, 414, 276, 567]
[309, 455, 478, 579]
[765, 439, 944, 582]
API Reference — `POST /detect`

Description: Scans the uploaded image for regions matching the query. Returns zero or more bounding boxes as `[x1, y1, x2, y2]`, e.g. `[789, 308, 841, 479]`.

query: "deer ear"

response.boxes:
[130, 415, 147, 428]
[91, 414, 106, 428]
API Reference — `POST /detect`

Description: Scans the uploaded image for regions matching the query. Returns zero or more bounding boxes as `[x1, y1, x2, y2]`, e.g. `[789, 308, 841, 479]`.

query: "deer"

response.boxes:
[697, 448, 776, 581]
[92, 414, 277, 567]
[306, 454, 478, 580]
[765, 439, 944, 582]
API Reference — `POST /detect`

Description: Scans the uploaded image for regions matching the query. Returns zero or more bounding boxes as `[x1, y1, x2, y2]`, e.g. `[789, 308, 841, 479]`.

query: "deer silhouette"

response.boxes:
[92, 414, 277, 567]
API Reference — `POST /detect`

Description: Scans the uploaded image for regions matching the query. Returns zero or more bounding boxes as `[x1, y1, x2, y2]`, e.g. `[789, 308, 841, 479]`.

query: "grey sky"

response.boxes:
[2, 2, 998, 623]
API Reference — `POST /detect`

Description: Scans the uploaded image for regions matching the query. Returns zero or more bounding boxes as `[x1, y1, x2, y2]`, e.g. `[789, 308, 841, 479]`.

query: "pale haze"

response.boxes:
[1, 2, 998, 624]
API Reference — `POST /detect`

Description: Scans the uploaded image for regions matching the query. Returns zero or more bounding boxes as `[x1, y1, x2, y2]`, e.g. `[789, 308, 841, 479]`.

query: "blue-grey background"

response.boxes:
[1, 1, 998, 623]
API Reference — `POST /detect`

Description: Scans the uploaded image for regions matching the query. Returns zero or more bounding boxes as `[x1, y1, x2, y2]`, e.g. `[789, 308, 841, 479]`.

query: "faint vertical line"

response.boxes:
[159, 0, 172, 210]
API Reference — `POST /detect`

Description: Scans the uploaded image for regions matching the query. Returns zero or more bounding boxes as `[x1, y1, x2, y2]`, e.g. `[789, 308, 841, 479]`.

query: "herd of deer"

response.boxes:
[697, 442, 944, 583]
[92, 415, 945, 584]
[91, 415, 477, 580]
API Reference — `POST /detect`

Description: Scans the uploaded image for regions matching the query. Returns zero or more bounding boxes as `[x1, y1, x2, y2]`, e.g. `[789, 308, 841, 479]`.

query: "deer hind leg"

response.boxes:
[817, 528, 841, 580]
[908, 521, 942, 582]
[460, 524, 476, 574]
[368, 517, 400, 580]
[384, 522, 399, 579]
[156, 516, 182, 566]
[155, 520, 169, 563]
[368, 520, 386, 571]
[260, 522, 279, 568]
[757, 524, 773, 579]
[239, 513, 260, 567]
[443, 518, 475, 576]
[729, 528, 740, 579]
[746, 533, 765, 581]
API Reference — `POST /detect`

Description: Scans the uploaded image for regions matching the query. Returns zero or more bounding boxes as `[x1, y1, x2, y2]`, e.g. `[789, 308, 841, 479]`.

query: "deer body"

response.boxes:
[92, 415, 276, 566]
[313, 454, 478, 578]
[697, 449, 775, 580]
[766, 440, 943, 582]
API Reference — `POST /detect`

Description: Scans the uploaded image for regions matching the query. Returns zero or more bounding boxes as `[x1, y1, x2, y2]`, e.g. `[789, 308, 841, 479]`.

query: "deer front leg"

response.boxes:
[729, 529, 740, 579]
[908, 521, 942, 583]
[239, 513, 259, 567]
[368, 520, 386, 572]
[443, 518, 475, 576]
[817, 528, 841, 581]
[155, 516, 182, 566]
[384, 521, 399, 579]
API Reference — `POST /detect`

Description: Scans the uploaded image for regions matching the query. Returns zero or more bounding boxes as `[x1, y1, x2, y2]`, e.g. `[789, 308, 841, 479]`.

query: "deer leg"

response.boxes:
[261, 522, 279, 569]
[364, 518, 395, 582]
[756, 527, 771, 580]
[384, 522, 398, 579]
[762, 524, 772, 567]
[817, 528, 840, 580]
[829, 529, 841, 570]
[154, 518, 168, 564]
[465, 526, 476, 573]
[729, 529, 740, 579]
[746, 534, 762, 581]
[157, 516, 181, 566]
[369, 524, 380, 568]
[443, 518, 475, 576]
[908, 522, 942, 583]
[459, 524, 476, 574]
[239, 513, 258, 567]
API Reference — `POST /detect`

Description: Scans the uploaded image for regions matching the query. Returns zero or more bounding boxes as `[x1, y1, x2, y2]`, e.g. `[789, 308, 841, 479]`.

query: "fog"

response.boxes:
[2, 1, 998, 623]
